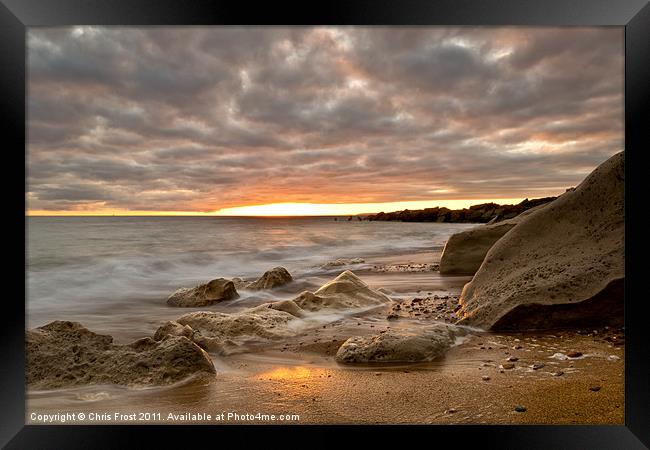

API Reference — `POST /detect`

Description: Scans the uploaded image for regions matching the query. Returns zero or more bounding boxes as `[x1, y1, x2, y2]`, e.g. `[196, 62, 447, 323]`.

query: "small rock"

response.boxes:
[500, 363, 515, 370]
[567, 351, 583, 358]
[552, 371, 564, 377]
[513, 345, 523, 350]
[514, 405, 527, 412]
[482, 376, 490, 381]
[507, 357, 519, 362]
[247, 267, 293, 290]
[531, 363, 545, 370]
[589, 386, 601, 392]
[445, 408, 456, 414]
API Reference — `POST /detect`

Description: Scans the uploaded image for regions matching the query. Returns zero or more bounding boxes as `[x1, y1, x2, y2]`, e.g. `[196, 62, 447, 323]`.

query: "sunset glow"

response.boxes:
[210, 199, 527, 217]
[26, 198, 528, 217]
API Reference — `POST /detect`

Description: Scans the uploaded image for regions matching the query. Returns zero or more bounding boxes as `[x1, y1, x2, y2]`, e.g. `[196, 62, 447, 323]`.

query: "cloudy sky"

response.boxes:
[27, 27, 623, 215]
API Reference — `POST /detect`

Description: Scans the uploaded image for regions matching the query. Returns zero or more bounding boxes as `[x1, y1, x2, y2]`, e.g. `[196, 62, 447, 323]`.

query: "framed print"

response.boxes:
[2, 0, 649, 448]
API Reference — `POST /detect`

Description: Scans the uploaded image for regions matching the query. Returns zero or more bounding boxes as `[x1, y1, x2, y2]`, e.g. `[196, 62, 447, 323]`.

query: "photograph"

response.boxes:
[25, 25, 626, 425]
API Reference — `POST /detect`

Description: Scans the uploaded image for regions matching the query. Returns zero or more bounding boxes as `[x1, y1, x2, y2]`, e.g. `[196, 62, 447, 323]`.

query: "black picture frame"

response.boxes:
[3, 0, 649, 448]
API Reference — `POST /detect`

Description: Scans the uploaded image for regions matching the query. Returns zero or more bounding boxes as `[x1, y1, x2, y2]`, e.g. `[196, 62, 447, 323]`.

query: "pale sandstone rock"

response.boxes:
[26, 321, 215, 389]
[336, 324, 461, 363]
[439, 204, 548, 275]
[159, 271, 390, 352]
[167, 278, 238, 307]
[246, 267, 293, 290]
[457, 151, 624, 330]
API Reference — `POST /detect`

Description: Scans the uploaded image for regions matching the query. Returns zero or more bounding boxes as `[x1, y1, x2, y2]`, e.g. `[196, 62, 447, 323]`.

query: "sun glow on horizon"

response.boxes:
[211, 199, 526, 217]
[26, 198, 529, 217]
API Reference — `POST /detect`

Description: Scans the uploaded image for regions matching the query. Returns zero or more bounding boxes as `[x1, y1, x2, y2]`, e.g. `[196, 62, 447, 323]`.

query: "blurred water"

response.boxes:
[26, 216, 474, 340]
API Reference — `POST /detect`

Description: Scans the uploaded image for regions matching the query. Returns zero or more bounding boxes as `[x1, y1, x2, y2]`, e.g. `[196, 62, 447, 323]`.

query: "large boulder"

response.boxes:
[457, 151, 624, 330]
[335, 324, 461, 363]
[167, 278, 238, 307]
[26, 321, 215, 389]
[246, 267, 293, 290]
[439, 204, 548, 275]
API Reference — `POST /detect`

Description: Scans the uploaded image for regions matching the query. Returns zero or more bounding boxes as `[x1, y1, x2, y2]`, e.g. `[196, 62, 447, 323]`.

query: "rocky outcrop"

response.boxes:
[439, 204, 548, 275]
[246, 267, 293, 290]
[26, 321, 215, 389]
[170, 306, 300, 353]
[364, 197, 556, 223]
[336, 324, 461, 363]
[167, 278, 238, 307]
[156, 271, 391, 353]
[292, 270, 390, 311]
[457, 151, 624, 330]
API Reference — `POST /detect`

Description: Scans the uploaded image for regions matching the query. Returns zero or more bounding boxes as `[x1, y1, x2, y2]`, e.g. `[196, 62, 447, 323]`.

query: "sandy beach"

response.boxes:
[26, 249, 624, 425]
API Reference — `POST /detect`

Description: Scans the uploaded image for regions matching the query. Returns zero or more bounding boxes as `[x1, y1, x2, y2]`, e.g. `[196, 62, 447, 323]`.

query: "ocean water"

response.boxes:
[26, 217, 474, 340]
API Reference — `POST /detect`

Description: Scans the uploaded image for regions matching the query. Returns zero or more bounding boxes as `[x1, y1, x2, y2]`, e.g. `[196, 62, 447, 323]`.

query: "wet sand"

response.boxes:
[26, 250, 624, 425]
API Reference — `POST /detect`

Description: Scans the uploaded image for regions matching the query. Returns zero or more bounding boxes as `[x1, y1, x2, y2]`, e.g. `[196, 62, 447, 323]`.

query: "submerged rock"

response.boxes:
[172, 307, 300, 353]
[335, 324, 460, 363]
[322, 258, 365, 268]
[153, 320, 196, 341]
[246, 267, 293, 290]
[26, 321, 215, 389]
[162, 271, 390, 353]
[293, 270, 390, 311]
[167, 278, 238, 307]
[457, 151, 624, 330]
[231, 277, 250, 290]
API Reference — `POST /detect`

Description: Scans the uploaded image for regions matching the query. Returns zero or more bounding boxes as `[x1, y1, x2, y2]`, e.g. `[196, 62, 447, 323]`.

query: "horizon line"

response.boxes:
[25, 196, 541, 218]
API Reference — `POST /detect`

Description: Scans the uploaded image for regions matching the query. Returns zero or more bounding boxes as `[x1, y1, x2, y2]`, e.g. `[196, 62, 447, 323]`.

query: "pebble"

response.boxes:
[552, 371, 564, 377]
[531, 363, 545, 370]
[507, 357, 519, 362]
[589, 386, 601, 392]
[608, 355, 620, 361]
[513, 345, 523, 350]
[514, 405, 527, 412]
[500, 363, 515, 370]
[567, 351, 583, 358]
[482, 376, 490, 381]
[445, 408, 456, 414]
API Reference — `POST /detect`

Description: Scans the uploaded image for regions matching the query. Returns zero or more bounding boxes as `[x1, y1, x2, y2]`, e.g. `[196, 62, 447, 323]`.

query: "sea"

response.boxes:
[26, 216, 475, 341]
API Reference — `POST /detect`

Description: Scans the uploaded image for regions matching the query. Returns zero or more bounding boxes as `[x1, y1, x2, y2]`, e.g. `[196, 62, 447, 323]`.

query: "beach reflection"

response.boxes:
[259, 366, 313, 381]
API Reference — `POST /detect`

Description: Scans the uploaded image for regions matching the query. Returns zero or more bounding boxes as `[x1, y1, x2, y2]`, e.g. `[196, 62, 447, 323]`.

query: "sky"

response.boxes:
[26, 27, 624, 216]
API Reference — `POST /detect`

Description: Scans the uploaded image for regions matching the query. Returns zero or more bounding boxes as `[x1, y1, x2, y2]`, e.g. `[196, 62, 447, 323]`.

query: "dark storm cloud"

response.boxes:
[26, 26, 624, 212]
